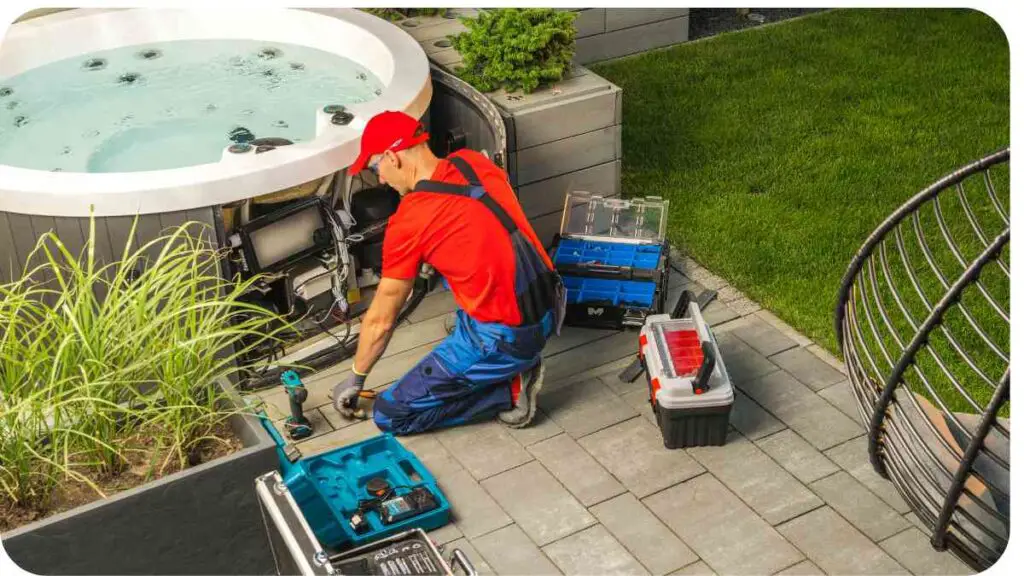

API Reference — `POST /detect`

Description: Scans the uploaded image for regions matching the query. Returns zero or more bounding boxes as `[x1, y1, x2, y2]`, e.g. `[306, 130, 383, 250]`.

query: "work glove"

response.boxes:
[332, 372, 368, 419]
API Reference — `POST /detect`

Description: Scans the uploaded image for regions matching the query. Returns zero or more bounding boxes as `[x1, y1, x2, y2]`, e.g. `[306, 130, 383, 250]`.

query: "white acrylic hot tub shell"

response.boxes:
[0, 7, 432, 217]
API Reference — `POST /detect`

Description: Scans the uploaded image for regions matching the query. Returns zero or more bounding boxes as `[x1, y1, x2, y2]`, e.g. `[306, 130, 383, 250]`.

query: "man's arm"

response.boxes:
[351, 276, 416, 376]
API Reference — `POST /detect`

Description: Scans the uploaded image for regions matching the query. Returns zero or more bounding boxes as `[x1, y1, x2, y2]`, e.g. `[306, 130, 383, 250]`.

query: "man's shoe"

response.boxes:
[498, 362, 545, 429]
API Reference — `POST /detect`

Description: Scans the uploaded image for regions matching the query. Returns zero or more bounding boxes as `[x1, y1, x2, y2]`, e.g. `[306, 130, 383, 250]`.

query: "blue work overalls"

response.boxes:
[373, 156, 565, 435]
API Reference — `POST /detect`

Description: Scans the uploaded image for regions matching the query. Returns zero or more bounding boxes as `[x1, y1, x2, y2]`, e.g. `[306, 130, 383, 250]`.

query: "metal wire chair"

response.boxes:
[835, 148, 1009, 571]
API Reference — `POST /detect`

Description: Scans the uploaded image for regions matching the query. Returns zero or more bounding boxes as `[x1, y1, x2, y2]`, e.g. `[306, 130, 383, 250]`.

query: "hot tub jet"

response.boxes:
[82, 58, 107, 71]
[136, 48, 163, 60]
[257, 47, 282, 60]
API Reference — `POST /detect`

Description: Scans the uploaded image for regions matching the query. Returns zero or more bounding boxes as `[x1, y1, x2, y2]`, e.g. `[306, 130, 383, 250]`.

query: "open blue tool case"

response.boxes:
[259, 415, 451, 550]
[550, 192, 671, 330]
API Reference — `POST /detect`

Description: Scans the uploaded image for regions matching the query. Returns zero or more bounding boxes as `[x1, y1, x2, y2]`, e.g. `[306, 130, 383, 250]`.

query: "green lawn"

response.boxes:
[592, 8, 1009, 359]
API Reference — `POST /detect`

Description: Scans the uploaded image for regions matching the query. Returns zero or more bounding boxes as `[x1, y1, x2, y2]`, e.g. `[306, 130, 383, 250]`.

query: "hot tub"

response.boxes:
[0, 7, 431, 282]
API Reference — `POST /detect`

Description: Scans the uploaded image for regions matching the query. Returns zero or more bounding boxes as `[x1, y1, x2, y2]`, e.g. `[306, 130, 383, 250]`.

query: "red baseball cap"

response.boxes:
[350, 110, 430, 173]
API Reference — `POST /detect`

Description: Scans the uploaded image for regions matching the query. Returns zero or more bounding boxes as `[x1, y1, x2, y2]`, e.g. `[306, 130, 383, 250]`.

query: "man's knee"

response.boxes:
[371, 391, 420, 436]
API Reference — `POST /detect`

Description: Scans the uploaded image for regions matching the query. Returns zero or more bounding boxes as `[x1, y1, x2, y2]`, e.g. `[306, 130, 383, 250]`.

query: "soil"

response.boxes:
[0, 421, 243, 533]
[688, 8, 830, 41]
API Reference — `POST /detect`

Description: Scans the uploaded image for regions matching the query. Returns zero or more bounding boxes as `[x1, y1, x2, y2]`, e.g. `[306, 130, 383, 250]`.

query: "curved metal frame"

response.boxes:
[835, 148, 1009, 571]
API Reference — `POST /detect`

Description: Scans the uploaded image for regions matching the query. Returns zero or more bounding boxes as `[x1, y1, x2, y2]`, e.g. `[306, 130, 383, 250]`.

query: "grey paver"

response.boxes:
[903, 510, 929, 533]
[397, 433, 465, 479]
[427, 522, 463, 545]
[529, 433, 626, 506]
[714, 283, 746, 303]
[756, 429, 839, 484]
[644, 473, 804, 575]
[579, 418, 704, 498]
[879, 528, 974, 575]
[591, 493, 699, 575]
[715, 332, 780, 383]
[621, 387, 659, 426]
[481, 461, 596, 546]
[769, 347, 847, 392]
[543, 525, 648, 575]
[296, 418, 379, 456]
[774, 560, 824, 575]
[730, 315, 799, 357]
[504, 408, 562, 447]
[741, 370, 864, 450]
[435, 469, 513, 539]
[730, 389, 786, 440]
[702, 299, 740, 327]
[726, 295, 762, 316]
[436, 420, 534, 480]
[443, 538, 495, 575]
[825, 436, 912, 514]
[542, 377, 639, 438]
[544, 331, 638, 388]
[806, 343, 847, 373]
[776, 507, 908, 575]
[683, 262, 727, 290]
[818, 380, 864, 423]
[687, 433, 823, 525]
[471, 524, 561, 575]
[599, 364, 647, 396]
[755, 309, 814, 348]
[671, 561, 717, 575]
[809, 471, 910, 542]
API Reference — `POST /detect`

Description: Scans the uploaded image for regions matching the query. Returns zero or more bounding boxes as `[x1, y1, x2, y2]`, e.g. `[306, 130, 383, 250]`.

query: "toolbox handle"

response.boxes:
[561, 263, 632, 278]
[450, 549, 478, 576]
[671, 289, 695, 319]
[692, 340, 716, 394]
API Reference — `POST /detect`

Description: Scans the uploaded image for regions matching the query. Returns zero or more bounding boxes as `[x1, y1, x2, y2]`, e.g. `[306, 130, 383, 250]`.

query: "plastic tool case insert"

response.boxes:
[639, 298, 735, 448]
[260, 418, 451, 551]
[551, 192, 671, 330]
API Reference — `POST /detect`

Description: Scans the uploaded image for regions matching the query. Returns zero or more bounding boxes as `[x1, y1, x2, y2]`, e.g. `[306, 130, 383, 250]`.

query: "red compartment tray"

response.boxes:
[662, 329, 704, 377]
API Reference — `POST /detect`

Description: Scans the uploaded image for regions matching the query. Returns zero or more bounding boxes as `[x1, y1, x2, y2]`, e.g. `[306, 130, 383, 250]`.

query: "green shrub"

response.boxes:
[0, 217, 292, 513]
[363, 8, 447, 22]
[450, 8, 577, 94]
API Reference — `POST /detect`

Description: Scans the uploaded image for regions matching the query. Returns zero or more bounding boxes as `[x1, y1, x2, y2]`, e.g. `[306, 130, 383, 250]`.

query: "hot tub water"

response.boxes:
[0, 39, 384, 173]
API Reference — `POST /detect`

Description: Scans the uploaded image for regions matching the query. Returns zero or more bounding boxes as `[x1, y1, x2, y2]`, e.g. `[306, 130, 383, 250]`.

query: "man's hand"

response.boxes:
[332, 373, 367, 417]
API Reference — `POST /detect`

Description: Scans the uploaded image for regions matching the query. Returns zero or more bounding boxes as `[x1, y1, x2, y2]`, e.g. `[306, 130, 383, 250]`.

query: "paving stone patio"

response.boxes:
[251, 258, 975, 575]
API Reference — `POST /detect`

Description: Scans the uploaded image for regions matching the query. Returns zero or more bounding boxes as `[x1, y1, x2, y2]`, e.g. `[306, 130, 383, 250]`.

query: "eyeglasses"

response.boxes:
[368, 156, 381, 175]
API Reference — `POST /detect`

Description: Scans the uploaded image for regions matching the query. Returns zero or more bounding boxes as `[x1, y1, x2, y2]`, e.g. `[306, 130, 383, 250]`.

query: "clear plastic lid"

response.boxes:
[559, 192, 669, 244]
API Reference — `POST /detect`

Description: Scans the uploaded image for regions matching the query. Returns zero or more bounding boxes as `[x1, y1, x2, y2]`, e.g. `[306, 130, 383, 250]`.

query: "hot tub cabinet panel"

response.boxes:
[0, 207, 219, 284]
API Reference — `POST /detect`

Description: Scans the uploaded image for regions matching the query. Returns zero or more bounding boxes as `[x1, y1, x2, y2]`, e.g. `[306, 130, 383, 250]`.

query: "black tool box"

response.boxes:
[550, 192, 671, 330]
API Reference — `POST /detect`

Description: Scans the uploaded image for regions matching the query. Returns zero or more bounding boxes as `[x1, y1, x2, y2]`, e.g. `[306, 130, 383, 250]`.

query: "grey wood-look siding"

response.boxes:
[0, 208, 219, 284]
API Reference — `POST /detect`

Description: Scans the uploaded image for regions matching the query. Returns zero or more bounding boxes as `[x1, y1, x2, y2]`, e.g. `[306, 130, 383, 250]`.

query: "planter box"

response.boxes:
[570, 8, 692, 64]
[1, 384, 280, 575]
[398, 11, 624, 250]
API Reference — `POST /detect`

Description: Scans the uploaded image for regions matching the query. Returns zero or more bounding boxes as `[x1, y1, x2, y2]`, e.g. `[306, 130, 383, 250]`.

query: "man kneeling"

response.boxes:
[331, 111, 563, 434]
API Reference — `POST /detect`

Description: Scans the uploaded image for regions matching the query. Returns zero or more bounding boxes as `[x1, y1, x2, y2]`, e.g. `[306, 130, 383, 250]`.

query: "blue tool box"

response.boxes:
[259, 415, 451, 550]
[551, 193, 671, 330]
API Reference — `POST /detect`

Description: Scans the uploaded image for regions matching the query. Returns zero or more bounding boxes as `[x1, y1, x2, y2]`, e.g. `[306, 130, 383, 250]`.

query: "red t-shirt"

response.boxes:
[381, 149, 554, 326]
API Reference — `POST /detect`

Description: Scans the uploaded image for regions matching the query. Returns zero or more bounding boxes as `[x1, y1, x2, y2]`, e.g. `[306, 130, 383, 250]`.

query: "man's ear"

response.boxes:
[385, 149, 400, 170]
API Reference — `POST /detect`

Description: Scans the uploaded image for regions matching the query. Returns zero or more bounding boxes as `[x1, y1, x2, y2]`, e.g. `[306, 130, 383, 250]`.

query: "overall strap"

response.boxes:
[411, 156, 518, 233]
[410, 154, 564, 329]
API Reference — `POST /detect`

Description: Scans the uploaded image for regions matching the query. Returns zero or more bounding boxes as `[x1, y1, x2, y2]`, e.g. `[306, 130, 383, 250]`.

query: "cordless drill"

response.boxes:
[281, 370, 313, 440]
